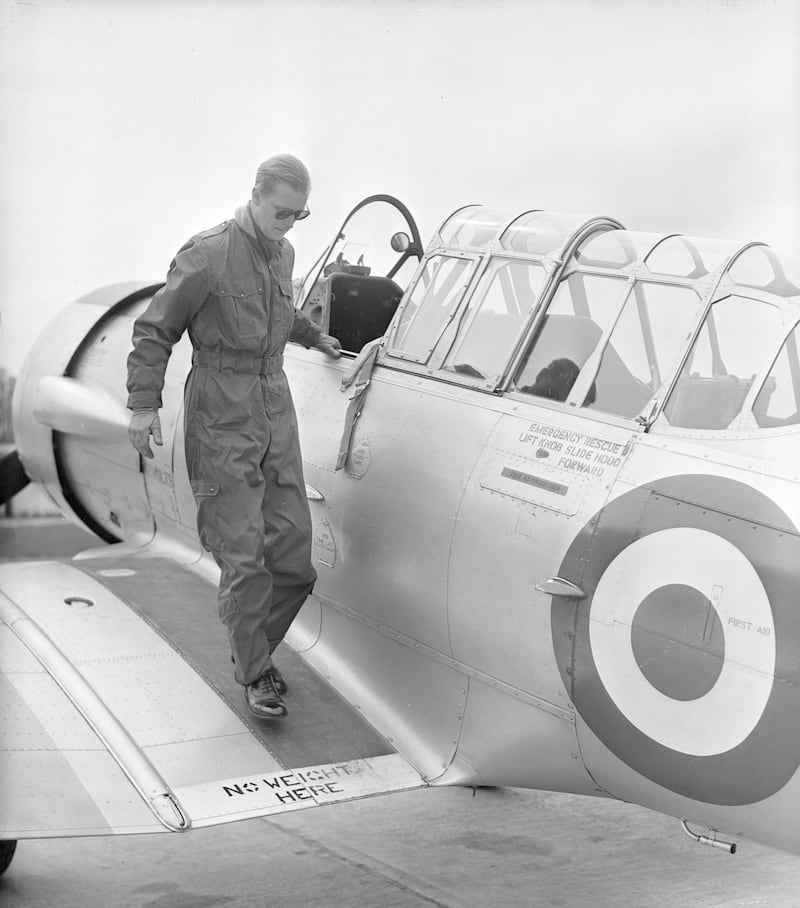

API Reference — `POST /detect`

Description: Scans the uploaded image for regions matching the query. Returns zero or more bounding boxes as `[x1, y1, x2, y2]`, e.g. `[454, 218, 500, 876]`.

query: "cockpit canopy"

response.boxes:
[383, 206, 800, 433]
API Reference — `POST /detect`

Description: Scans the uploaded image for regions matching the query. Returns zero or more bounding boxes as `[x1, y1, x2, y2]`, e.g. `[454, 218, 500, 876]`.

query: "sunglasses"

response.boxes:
[274, 206, 311, 221]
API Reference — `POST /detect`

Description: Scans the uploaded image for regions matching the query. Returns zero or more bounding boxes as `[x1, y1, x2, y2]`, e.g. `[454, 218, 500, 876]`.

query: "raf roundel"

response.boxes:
[551, 474, 800, 806]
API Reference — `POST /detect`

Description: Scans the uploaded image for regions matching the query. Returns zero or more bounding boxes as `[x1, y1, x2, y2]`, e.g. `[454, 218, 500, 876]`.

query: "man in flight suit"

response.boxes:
[126, 154, 341, 719]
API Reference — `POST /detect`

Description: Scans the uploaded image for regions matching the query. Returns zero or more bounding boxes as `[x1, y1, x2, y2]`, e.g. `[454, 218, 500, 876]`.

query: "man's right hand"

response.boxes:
[128, 409, 163, 459]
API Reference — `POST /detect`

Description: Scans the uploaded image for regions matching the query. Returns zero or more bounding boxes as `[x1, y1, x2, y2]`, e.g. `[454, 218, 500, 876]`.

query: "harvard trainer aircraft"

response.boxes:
[1, 196, 799, 877]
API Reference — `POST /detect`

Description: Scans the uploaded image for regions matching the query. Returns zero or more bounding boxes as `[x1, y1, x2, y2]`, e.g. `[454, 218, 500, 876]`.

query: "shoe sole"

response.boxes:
[246, 700, 288, 719]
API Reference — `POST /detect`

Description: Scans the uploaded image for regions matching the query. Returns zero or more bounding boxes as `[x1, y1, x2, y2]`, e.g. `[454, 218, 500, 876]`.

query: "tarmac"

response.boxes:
[2, 518, 800, 908]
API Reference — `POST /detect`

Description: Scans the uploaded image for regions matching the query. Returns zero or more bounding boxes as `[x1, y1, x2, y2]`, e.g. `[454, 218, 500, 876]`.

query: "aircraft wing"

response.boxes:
[0, 554, 424, 838]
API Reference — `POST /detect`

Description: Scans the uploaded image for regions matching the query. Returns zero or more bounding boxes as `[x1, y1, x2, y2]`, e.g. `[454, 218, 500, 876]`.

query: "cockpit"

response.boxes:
[379, 206, 800, 434]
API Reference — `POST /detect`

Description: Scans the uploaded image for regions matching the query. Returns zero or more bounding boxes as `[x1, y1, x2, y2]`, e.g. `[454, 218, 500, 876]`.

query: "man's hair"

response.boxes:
[254, 154, 311, 196]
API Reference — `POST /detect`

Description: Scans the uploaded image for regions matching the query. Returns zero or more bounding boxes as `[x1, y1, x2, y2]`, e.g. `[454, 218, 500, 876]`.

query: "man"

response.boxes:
[126, 154, 341, 719]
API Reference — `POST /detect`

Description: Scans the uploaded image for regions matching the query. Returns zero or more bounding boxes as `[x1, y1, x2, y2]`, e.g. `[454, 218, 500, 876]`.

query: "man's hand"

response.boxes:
[315, 333, 342, 359]
[128, 409, 163, 459]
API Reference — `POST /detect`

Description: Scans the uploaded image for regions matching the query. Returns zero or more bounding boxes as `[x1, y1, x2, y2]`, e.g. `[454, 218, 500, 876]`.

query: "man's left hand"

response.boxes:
[315, 334, 342, 358]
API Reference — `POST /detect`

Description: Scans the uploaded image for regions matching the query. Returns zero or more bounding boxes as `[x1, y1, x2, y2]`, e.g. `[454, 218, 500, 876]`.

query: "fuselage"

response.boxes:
[12, 203, 800, 853]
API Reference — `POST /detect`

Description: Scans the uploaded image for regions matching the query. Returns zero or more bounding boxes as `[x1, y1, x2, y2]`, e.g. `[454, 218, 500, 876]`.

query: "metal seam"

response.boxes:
[314, 593, 574, 724]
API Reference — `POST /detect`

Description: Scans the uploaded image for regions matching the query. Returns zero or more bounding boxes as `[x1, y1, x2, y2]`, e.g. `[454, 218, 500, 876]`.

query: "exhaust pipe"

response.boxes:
[681, 819, 737, 854]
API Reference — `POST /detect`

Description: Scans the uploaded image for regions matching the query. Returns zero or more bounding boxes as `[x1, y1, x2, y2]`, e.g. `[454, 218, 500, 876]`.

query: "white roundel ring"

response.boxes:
[588, 527, 775, 756]
[550, 474, 800, 806]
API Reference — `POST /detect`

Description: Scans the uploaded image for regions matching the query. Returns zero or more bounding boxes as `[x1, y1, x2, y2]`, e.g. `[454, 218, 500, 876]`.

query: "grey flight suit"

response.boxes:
[126, 203, 322, 685]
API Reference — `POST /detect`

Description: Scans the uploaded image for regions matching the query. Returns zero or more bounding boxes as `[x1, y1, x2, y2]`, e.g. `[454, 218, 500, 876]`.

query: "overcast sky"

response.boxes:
[1, 0, 798, 375]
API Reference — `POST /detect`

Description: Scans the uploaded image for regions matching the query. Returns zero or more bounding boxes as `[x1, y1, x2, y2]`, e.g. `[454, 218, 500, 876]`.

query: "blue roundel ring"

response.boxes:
[551, 474, 800, 806]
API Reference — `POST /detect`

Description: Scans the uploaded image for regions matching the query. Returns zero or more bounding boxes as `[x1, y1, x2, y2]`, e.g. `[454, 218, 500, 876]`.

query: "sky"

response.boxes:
[0, 0, 798, 376]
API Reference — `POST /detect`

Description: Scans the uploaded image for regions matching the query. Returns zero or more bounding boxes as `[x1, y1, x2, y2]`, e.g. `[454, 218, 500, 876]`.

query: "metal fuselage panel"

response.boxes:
[559, 436, 800, 852]
[285, 346, 601, 792]
[286, 339, 800, 839]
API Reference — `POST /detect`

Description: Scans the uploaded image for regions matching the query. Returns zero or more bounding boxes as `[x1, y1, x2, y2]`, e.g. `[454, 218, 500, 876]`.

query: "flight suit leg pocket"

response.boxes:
[191, 479, 223, 554]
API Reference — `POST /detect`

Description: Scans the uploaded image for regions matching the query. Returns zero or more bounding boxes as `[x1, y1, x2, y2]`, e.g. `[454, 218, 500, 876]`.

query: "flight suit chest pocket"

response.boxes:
[271, 277, 296, 341]
[279, 278, 295, 301]
[216, 279, 266, 339]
